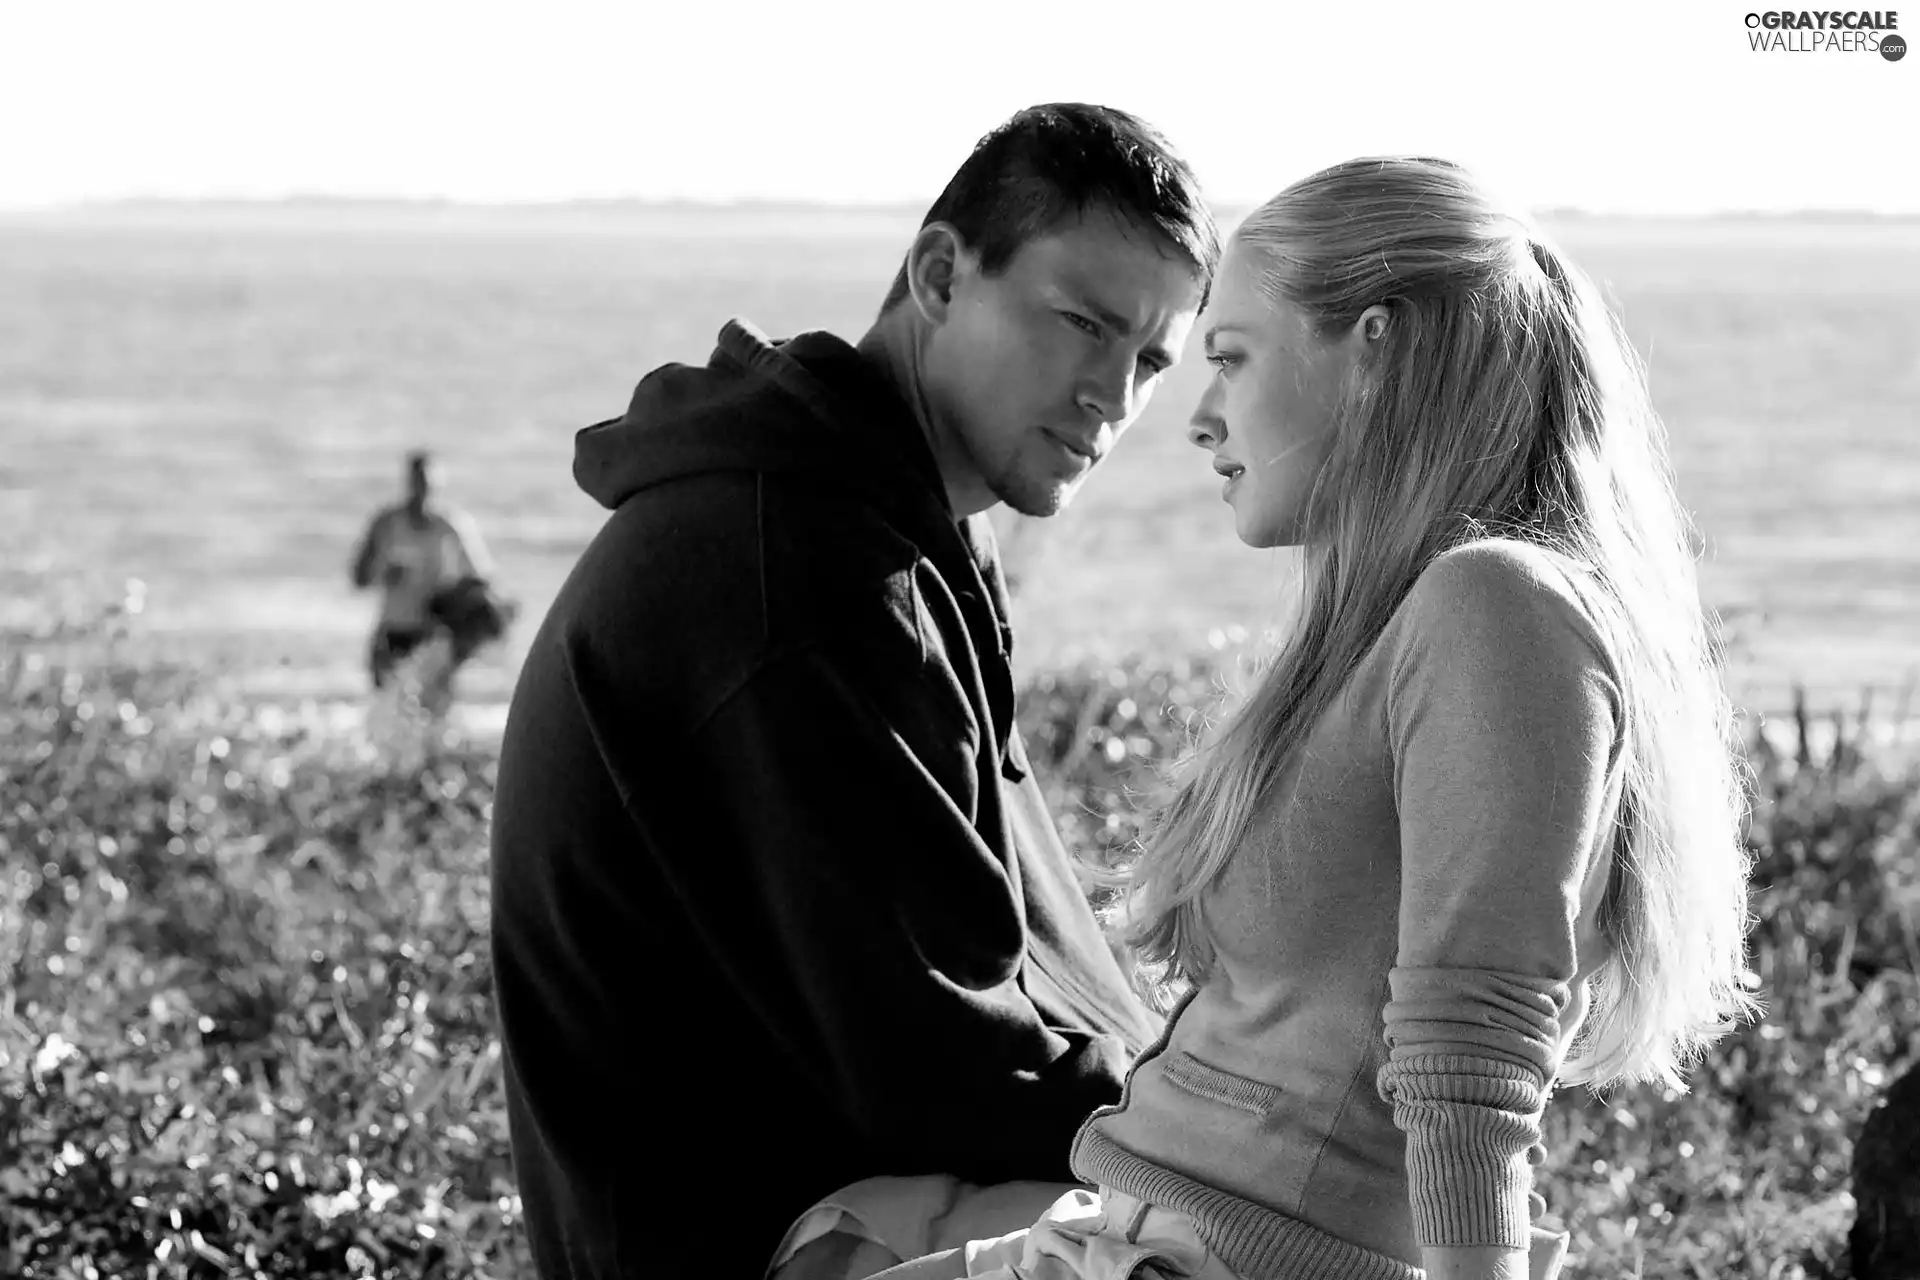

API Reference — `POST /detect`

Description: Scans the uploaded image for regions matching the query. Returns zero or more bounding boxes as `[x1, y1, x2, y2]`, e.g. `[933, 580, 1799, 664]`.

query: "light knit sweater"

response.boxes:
[1071, 539, 1626, 1279]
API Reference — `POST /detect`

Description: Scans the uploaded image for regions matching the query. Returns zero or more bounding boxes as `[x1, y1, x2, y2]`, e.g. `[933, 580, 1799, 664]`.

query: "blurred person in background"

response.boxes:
[348, 449, 507, 714]
[487, 103, 1219, 1280]
[872, 157, 1760, 1280]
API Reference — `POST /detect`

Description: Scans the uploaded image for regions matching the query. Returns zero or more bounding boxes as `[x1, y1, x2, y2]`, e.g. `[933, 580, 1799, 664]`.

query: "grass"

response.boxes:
[4, 597, 1918, 1279]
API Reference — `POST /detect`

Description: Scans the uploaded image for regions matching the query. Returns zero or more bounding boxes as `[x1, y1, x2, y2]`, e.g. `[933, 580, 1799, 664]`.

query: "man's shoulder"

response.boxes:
[565, 470, 940, 662]
[421, 502, 479, 533]
[601, 466, 915, 567]
[557, 472, 769, 637]
[362, 503, 408, 538]
[593, 468, 764, 548]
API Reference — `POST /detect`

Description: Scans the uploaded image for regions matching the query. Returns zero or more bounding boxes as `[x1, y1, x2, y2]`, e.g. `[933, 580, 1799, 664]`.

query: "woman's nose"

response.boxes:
[1188, 404, 1224, 450]
[1188, 379, 1224, 449]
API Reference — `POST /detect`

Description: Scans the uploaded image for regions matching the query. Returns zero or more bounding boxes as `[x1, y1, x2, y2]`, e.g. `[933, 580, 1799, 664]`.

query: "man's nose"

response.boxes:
[1076, 353, 1135, 426]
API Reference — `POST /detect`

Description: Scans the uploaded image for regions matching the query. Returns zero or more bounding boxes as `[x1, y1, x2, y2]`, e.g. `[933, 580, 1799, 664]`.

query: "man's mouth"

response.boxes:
[1044, 429, 1103, 465]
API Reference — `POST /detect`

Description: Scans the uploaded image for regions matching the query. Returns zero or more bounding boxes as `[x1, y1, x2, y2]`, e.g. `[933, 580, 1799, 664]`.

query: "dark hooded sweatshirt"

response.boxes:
[489, 319, 1162, 1280]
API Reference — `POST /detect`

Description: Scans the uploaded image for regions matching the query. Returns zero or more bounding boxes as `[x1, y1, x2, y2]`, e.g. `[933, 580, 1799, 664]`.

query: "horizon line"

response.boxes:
[6, 193, 1920, 224]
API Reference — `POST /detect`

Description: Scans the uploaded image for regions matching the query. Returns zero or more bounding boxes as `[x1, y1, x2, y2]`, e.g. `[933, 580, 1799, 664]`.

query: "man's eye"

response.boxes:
[1063, 311, 1101, 337]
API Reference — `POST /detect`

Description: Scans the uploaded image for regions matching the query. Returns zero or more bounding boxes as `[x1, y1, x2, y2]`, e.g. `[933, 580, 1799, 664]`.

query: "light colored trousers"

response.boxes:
[767, 1177, 1237, 1280]
[768, 1175, 1569, 1280]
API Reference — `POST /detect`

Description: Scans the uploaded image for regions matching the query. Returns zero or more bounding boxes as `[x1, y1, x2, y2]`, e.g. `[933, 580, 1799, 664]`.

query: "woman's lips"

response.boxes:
[1213, 458, 1245, 497]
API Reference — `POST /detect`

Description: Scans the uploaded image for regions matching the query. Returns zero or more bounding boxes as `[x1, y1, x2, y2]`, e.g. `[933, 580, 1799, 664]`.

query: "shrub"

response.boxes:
[1, 605, 526, 1279]
[4, 600, 1915, 1279]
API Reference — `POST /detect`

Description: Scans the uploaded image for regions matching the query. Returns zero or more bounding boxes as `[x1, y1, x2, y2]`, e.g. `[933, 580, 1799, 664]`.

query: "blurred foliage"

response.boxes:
[2, 598, 523, 1278]
[4, 594, 1918, 1278]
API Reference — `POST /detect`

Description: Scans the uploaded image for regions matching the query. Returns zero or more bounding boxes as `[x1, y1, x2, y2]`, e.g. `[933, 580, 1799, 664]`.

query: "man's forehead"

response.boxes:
[1038, 234, 1202, 309]
[1032, 208, 1178, 264]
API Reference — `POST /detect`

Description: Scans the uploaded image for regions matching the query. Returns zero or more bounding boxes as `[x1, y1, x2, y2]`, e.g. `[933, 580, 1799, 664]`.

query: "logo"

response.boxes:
[1744, 9, 1905, 55]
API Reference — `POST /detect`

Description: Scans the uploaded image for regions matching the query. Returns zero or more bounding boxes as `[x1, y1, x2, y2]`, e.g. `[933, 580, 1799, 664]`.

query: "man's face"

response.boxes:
[922, 207, 1205, 518]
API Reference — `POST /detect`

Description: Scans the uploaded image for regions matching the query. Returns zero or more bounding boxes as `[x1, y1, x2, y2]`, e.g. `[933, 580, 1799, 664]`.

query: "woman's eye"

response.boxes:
[1205, 352, 1240, 371]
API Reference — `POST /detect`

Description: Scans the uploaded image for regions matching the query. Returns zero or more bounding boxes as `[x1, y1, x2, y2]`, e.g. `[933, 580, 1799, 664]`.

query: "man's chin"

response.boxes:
[992, 473, 1082, 519]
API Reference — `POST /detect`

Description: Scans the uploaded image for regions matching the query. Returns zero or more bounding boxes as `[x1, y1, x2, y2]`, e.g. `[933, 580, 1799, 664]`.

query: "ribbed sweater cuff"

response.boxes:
[1070, 1125, 1423, 1280]
[1377, 1054, 1546, 1249]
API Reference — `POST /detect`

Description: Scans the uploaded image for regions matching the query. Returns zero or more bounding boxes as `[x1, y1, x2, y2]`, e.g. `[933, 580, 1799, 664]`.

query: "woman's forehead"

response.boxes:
[1205, 250, 1285, 327]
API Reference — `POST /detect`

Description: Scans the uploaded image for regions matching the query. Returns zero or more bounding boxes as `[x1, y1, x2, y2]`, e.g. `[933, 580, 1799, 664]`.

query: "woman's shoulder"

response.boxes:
[1390, 537, 1614, 669]
[1402, 536, 1598, 613]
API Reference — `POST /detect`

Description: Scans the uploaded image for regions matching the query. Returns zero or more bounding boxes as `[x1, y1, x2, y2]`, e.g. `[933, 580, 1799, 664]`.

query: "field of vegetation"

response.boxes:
[4, 588, 1917, 1279]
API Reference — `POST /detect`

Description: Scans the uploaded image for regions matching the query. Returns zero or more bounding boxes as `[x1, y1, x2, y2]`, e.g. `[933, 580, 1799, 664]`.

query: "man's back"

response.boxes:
[488, 323, 1158, 1279]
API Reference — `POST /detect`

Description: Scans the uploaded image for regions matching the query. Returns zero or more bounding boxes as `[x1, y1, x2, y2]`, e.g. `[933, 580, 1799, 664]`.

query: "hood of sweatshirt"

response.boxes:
[574, 315, 1017, 674]
[573, 317, 946, 514]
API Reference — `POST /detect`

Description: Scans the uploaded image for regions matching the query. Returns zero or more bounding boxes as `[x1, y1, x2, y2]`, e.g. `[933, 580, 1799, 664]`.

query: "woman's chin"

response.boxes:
[1232, 516, 1293, 551]
[1225, 487, 1281, 549]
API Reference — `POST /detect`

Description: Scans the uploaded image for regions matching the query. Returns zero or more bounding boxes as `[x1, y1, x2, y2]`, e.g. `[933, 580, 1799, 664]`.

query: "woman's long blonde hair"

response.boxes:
[1116, 157, 1758, 1092]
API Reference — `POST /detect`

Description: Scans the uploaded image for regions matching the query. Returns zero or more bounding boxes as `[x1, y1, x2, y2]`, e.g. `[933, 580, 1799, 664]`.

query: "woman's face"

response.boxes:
[1187, 241, 1375, 548]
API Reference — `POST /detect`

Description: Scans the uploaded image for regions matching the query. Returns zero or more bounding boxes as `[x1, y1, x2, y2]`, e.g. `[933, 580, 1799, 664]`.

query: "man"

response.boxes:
[488, 103, 1218, 1280]
[348, 450, 497, 709]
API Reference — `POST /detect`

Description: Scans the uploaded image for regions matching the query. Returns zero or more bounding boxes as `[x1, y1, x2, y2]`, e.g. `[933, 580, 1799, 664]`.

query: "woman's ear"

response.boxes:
[1355, 303, 1391, 346]
[906, 222, 969, 326]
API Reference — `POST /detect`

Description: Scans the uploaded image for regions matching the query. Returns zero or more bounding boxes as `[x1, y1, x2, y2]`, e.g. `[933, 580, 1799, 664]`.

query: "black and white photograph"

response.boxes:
[3, 2, 1916, 1277]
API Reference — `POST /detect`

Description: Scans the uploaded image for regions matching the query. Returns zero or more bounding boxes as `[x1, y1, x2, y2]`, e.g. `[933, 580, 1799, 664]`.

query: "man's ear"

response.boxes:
[905, 222, 970, 326]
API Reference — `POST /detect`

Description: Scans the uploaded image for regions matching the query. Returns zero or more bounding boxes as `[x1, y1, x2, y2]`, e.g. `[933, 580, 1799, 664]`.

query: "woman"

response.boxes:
[875, 157, 1759, 1280]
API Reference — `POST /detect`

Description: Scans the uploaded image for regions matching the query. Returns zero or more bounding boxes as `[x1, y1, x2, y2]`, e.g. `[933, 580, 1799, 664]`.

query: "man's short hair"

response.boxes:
[879, 103, 1220, 314]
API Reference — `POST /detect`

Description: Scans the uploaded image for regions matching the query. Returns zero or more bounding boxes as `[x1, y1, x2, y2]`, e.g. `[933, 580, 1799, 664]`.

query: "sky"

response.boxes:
[3, 0, 1916, 214]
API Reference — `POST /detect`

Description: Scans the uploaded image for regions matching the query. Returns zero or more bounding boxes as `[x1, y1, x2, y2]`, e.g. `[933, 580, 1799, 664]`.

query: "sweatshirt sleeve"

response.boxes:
[563, 622, 1130, 1186]
[1375, 544, 1623, 1250]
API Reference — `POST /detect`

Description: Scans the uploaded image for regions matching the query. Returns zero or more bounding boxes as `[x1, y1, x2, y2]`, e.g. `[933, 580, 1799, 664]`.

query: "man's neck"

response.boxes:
[854, 312, 992, 519]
